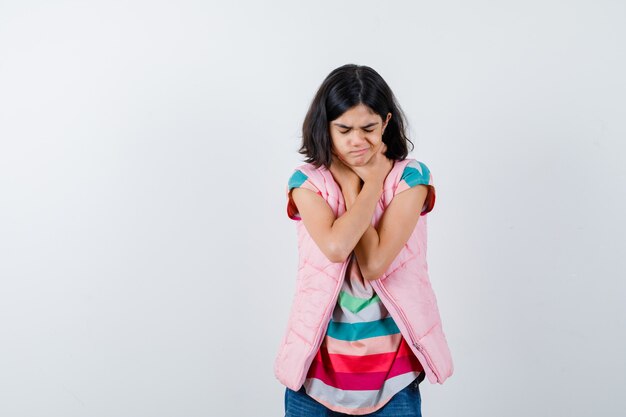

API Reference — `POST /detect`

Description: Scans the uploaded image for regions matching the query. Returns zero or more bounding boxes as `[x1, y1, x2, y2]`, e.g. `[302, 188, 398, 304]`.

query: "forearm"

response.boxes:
[330, 180, 383, 260]
[354, 226, 385, 280]
[345, 185, 427, 281]
[343, 187, 385, 280]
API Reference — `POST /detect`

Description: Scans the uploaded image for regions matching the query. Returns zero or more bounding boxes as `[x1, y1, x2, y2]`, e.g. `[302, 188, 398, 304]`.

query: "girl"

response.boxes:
[275, 64, 454, 417]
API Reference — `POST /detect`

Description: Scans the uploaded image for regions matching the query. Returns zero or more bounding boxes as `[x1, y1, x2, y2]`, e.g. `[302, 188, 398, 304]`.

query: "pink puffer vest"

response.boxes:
[274, 159, 454, 390]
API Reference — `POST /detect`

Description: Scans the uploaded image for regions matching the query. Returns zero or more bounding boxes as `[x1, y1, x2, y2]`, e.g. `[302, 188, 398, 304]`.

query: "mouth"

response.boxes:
[350, 148, 369, 155]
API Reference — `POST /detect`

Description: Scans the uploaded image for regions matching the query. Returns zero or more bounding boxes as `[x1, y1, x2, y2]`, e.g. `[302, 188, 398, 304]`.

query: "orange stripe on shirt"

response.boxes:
[323, 333, 404, 356]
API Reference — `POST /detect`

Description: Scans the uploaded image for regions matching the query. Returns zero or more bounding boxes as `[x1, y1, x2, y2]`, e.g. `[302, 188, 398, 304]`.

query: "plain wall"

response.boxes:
[1, 1, 625, 416]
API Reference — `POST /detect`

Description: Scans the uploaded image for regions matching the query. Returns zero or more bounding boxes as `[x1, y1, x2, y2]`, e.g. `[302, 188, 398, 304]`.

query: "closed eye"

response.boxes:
[339, 128, 374, 134]
[333, 122, 379, 133]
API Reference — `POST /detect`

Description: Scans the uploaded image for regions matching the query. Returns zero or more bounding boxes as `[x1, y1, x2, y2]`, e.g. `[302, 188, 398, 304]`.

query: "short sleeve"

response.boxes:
[396, 160, 436, 215]
[286, 169, 321, 220]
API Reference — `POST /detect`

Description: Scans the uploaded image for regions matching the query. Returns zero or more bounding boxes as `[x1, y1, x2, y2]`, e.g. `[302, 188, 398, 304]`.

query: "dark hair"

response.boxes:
[299, 64, 414, 168]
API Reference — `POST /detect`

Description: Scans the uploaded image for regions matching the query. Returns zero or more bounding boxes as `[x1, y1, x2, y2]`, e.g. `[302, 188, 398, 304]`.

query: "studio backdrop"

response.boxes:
[0, 1, 624, 416]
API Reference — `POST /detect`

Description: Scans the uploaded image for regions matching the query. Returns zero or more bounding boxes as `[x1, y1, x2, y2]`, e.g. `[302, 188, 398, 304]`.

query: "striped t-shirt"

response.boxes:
[287, 159, 436, 415]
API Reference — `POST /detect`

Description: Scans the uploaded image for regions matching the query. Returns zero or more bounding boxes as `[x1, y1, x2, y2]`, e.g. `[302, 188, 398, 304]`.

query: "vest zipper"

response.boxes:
[295, 253, 352, 388]
[372, 279, 442, 383]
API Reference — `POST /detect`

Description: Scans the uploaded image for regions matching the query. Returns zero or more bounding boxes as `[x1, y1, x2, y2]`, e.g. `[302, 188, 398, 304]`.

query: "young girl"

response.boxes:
[275, 64, 454, 417]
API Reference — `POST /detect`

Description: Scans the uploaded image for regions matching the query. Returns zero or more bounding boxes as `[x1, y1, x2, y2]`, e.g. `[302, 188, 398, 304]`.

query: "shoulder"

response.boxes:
[287, 163, 324, 191]
[286, 163, 331, 220]
[287, 162, 335, 191]
[400, 159, 433, 187]
[393, 159, 436, 215]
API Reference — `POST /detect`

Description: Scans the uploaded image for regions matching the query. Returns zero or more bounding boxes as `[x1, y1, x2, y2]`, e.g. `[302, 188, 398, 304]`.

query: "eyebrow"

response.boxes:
[332, 122, 379, 129]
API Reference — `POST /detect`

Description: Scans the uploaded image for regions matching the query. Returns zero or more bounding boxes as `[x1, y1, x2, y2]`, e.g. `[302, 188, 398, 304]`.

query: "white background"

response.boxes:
[1, 1, 625, 416]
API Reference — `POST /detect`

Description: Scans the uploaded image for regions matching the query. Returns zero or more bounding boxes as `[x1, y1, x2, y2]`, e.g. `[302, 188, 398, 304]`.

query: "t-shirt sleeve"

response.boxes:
[396, 160, 436, 215]
[286, 169, 321, 220]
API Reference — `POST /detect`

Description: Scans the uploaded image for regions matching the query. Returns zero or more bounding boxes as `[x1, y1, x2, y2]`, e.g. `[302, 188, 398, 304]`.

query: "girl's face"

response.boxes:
[329, 104, 391, 167]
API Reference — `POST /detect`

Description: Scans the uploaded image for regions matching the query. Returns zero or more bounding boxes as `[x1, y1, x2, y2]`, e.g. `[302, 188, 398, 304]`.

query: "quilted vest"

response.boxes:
[274, 158, 454, 391]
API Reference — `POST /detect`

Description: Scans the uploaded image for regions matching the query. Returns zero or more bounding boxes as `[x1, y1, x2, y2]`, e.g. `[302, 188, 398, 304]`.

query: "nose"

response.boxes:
[348, 130, 368, 146]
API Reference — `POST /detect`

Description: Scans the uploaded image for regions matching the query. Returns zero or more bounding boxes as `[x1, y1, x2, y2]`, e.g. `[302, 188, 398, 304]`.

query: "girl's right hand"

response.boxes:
[330, 153, 362, 197]
[350, 142, 392, 185]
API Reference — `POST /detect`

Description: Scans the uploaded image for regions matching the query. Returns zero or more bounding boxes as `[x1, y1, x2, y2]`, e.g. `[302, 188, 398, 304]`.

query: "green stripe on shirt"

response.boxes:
[338, 291, 381, 314]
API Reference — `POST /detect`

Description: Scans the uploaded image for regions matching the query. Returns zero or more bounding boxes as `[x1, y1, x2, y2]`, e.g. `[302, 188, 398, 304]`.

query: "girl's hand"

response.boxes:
[330, 154, 362, 198]
[349, 142, 393, 185]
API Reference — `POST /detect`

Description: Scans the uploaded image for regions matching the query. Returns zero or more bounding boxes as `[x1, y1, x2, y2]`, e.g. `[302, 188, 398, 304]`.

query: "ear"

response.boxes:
[382, 112, 392, 133]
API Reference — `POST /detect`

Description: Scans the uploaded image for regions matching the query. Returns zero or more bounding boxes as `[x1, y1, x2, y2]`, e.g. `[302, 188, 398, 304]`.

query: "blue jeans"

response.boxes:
[284, 378, 422, 417]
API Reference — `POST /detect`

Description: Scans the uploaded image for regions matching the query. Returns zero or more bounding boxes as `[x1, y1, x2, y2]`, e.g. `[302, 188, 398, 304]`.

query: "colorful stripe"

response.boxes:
[338, 290, 381, 313]
[331, 300, 386, 324]
[326, 317, 400, 341]
[324, 333, 404, 356]
[312, 338, 416, 373]
[401, 160, 431, 187]
[286, 169, 321, 220]
[288, 170, 309, 190]
[396, 160, 436, 215]
[303, 372, 422, 414]
[307, 350, 421, 390]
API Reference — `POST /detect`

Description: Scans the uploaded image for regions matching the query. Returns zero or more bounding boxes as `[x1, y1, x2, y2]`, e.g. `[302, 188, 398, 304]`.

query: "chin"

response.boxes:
[349, 160, 368, 167]
[348, 153, 373, 166]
